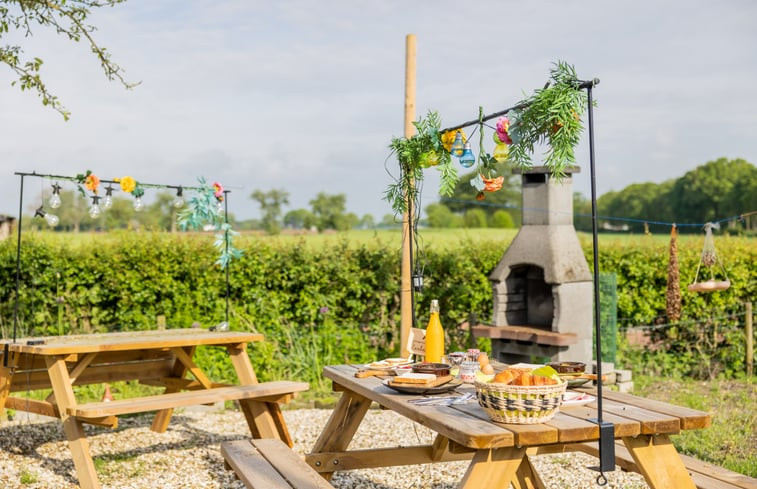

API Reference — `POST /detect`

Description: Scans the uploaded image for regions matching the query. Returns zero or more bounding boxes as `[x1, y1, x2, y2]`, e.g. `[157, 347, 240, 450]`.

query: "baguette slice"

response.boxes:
[392, 373, 436, 384]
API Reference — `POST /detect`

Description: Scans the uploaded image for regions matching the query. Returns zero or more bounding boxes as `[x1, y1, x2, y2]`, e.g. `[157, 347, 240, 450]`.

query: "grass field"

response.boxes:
[634, 375, 756, 477]
[23, 226, 733, 247]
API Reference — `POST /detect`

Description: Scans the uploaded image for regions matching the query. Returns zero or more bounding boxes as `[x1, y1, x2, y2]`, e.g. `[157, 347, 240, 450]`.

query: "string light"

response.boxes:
[89, 195, 102, 218]
[102, 185, 114, 210]
[173, 187, 185, 208]
[49, 183, 62, 209]
[34, 206, 59, 227]
[133, 196, 144, 212]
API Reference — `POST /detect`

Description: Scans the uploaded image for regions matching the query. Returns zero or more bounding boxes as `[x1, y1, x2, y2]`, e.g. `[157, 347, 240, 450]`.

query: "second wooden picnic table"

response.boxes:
[307, 364, 711, 489]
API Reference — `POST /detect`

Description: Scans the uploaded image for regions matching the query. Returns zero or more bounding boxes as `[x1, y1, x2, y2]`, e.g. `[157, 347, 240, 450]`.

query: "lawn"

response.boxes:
[633, 375, 756, 477]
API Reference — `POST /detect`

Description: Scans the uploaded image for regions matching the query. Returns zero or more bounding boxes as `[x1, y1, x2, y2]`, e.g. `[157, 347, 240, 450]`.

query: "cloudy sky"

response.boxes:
[1, 0, 755, 222]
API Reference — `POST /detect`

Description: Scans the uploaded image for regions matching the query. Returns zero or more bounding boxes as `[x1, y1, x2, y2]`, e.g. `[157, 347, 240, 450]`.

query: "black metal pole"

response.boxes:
[586, 80, 615, 481]
[224, 190, 230, 326]
[12, 174, 25, 344]
[406, 170, 417, 329]
[4, 174, 25, 366]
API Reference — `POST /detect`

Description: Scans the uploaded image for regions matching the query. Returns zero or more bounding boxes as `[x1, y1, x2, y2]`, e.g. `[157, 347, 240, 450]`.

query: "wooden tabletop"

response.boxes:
[323, 364, 710, 450]
[0, 329, 264, 355]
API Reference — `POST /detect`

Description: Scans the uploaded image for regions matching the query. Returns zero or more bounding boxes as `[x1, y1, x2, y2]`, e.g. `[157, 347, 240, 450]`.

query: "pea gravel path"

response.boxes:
[0, 407, 650, 489]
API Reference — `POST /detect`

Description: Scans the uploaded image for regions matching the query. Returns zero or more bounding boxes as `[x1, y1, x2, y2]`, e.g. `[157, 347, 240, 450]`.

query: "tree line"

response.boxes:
[425, 157, 756, 234]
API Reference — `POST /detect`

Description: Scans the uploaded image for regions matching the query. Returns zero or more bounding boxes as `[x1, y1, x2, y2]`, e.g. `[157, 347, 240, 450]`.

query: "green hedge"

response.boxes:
[0, 232, 754, 384]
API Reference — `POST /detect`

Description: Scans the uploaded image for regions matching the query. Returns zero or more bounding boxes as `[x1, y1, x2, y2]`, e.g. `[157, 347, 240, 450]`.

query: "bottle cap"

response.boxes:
[430, 299, 439, 313]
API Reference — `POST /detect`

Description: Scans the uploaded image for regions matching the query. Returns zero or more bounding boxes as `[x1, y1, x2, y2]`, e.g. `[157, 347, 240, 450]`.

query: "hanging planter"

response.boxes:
[687, 222, 731, 292]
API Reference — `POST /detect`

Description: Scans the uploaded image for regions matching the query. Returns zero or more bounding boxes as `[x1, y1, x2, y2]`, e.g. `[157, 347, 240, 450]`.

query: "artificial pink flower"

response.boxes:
[496, 117, 512, 145]
[212, 182, 224, 200]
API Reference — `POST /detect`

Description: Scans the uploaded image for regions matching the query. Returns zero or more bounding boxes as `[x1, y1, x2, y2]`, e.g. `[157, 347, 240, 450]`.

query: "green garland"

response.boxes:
[384, 61, 590, 215]
[177, 177, 242, 269]
[508, 61, 589, 176]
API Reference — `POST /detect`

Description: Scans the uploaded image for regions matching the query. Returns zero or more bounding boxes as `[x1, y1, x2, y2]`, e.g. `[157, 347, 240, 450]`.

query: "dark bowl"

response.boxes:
[412, 362, 451, 377]
[547, 361, 586, 374]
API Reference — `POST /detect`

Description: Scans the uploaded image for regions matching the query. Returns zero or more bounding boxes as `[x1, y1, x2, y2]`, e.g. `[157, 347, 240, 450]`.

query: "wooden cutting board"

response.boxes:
[389, 374, 453, 388]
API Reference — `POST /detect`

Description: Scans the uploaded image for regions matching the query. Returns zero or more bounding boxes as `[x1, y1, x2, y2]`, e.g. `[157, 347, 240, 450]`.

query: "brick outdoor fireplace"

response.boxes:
[473, 166, 593, 366]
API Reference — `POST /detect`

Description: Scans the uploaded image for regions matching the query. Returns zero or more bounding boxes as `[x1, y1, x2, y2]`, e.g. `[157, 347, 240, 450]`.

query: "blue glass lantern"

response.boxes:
[450, 131, 465, 157]
[459, 143, 475, 168]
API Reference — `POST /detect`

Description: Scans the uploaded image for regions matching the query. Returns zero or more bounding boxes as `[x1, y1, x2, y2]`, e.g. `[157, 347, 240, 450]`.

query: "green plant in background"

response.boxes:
[0, 232, 754, 382]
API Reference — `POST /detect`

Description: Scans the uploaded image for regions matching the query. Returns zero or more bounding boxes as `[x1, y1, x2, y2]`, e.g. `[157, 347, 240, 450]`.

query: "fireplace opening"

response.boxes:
[505, 265, 554, 330]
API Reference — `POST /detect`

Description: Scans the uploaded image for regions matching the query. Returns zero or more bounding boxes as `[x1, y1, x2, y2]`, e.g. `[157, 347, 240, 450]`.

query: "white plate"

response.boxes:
[562, 391, 596, 407]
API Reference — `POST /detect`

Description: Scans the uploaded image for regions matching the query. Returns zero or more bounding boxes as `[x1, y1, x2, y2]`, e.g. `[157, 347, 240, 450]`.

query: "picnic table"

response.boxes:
[306, 364, 712, 489]
[0, 329, 308, 489]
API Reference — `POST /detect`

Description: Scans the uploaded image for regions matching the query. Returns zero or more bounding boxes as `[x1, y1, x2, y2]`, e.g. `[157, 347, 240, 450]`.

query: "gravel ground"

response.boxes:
[0, 407, 650, 489]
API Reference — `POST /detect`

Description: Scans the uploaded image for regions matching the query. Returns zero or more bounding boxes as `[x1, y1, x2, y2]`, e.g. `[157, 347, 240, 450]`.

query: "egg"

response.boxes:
[478, 352, 489, 367]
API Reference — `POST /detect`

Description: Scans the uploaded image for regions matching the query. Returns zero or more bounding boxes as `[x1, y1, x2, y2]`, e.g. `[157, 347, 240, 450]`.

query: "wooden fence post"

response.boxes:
[746, 301, 753, 378]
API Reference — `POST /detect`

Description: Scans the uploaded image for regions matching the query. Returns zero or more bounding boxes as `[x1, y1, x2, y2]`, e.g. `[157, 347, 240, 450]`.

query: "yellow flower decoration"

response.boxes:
[441, 129, 467, 152]
[116, 176, 136, 193]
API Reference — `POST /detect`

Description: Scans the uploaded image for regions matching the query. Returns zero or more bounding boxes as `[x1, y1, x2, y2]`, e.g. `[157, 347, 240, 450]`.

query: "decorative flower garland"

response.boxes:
[50, 171, 240, 269]
[385, 61, 590, 215]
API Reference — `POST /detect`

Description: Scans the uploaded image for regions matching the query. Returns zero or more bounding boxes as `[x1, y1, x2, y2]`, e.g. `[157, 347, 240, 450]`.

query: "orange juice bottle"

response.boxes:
[424, 300, 444, 363]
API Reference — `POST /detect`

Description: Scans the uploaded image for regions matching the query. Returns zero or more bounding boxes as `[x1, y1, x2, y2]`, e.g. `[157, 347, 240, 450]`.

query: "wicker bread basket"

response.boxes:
[474, 379, 567, 424]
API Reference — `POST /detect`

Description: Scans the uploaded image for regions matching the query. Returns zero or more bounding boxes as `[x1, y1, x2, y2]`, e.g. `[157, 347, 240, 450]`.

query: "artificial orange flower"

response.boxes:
[482, 175, 504, 192]
[84, 174, 100, 194]
[476, 191, 486, 201]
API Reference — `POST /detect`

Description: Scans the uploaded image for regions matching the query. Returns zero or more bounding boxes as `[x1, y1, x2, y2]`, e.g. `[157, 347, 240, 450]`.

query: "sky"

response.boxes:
[1, 0, 756, 222]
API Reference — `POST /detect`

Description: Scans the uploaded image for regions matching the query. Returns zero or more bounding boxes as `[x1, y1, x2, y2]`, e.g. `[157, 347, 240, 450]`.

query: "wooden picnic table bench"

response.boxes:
[223, 438, 334, 489]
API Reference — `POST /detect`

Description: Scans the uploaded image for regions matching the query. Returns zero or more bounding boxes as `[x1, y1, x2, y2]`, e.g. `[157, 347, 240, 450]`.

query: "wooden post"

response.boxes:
[746, 301, 753, 377]
[400, 34, 416, 359]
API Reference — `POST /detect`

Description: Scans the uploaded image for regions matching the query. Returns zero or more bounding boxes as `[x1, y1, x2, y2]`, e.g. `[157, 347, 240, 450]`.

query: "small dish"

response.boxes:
[412, 362, 451, 377]
[548, 361, 586, 374]
[562, 391, 595, 407]
[383, 377, 462, 395]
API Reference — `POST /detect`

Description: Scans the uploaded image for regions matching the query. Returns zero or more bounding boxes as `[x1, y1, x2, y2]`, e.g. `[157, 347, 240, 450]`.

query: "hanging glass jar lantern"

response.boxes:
[450, 131, 465, 157]
[459, 143, 475, 168]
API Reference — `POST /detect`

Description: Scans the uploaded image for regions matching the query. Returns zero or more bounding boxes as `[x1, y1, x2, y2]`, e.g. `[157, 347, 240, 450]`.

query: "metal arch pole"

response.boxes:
[585, 79, 616, 478]
[224, 190, 230, 326]
[4, 173, 25, 366]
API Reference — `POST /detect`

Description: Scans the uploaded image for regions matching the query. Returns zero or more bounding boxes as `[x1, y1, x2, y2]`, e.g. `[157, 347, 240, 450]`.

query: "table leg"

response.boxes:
[151, 346, 195, 433]
[458, 447, 526, 489]
[623, 435, 697, 489]
[308, 389, 372, 480]
[227, 344, 290, 443]
[45, 356, 101, 489]
[514, 455, 546, 489]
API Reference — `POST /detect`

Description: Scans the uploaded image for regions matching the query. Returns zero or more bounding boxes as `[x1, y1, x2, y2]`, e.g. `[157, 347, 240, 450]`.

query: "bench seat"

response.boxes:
[66, 380, 309, 419]
[222, 438, 334, 489]
[575, 441, 757, 489]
